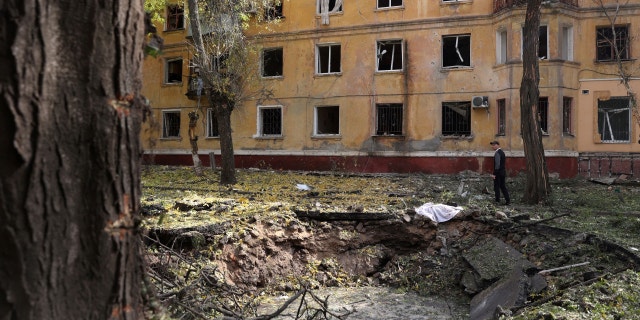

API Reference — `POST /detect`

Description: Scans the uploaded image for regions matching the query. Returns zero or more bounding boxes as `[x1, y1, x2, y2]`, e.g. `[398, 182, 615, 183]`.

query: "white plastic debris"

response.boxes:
[296, 184, 312, 191]
[414, 202, 463, 223]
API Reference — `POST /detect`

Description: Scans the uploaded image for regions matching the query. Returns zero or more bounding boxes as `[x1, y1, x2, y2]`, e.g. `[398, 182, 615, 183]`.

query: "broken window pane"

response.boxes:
[376, 104, 403, 135]
[260, 107, 282, 136]
[377, 0, 403, 8]
[207, 108, 219, 137]
[596, 25, 629, 61]
[162, 111, 181, 138]
[377, 40, 403, 71]
[598, 97, 630, 142]
[263, 47, 283, 77]
[165, 58, 183, 83]
[315, 106, 340, 135]
[317, 44, 341, 74]
[442, 35, 471, 68]
[317, 0, 343, 14]
[539, 97, 548, 134]
[442, 102, 471, 136]
[264, 1, 284, 20]
[166, 5, 184, 31]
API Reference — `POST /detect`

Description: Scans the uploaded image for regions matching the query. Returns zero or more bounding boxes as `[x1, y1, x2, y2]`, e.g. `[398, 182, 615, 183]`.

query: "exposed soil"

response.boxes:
[141, 166, 640, 319]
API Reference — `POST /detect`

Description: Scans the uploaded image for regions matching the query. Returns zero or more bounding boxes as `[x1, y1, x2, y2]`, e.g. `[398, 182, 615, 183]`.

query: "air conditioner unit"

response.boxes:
[472, 96, 489, 108]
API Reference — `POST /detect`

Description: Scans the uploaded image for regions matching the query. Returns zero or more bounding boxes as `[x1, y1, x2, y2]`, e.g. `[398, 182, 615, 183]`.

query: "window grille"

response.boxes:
[261, 108, 282, 135]
[442, 102, 471, 136]
[563, 97, 572, 134]
[376, 104, 403, 135]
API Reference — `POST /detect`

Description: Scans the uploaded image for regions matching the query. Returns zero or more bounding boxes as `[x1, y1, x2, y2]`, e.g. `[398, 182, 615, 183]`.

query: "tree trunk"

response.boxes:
[211, 96, 237, 185]
[0, 1, 146, 319]
[520, 0, 551, 204]
[188, 111, 204, 176]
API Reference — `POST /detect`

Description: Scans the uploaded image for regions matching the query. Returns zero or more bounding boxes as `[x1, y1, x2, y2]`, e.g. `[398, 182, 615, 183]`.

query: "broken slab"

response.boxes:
[469, 265, 528, 320]
[462, 236, 537, 282]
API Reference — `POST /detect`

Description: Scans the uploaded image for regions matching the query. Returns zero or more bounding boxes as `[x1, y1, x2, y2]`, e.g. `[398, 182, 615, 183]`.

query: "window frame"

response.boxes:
[442, 34, 471, 69]
[161, 109, 181, 139]
[316, 0, 343, 15]
[596, 25, 630, 62]
[560, 25, 574, 61]
[497, 99, 506, 136]
[314, 106, 340, 136]
[562, 97, 573, 135]
[255, 105, 283, 138]
[496, 29, 508, 65]
[165, 5, 184, 31]
[206, 108, 219, 138]
[538, 97, 549, 135]
[262, 47, 284, 78]
[376, 40, 404, 72]
[165, 58, 183, 84]
[316, 43, 342, 75]
[597, 96, 631, 143]
[375, 103, 404, 136]
[377, 0, 403, 9]
[441, 101, 472, 137]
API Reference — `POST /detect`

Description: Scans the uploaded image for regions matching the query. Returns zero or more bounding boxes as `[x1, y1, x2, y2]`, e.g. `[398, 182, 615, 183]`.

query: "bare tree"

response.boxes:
[520, 0, 551, 204]
[0, 0, 147, 319]
[592, 0, 640, 143]
[186, 0, 277, 184]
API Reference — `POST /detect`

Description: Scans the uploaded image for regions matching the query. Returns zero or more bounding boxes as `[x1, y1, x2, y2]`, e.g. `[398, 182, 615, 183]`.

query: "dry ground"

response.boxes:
[141, 165, 640, 319]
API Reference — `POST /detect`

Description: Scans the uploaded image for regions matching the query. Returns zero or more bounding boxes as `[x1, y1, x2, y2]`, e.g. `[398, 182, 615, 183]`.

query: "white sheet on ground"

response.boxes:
[415, 202, 463, 223]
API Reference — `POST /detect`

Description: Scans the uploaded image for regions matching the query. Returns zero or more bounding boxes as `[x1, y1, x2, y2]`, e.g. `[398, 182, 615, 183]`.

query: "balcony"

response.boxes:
[493, 0, 578, 14]
[185, 75, 203, 100]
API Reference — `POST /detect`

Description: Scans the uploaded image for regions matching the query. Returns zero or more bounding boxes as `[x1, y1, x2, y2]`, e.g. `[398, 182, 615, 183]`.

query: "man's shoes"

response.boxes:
[504, 202, 511, 206]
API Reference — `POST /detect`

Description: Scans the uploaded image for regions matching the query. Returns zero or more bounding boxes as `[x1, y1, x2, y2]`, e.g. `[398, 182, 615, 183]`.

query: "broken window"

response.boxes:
[496, 30, 508, 64]
[166, 5, 184, 31]
[539, 97, 548, 134]
[377, 40, 403, 71]
[317, 0, 343, 25]
[377, 0, 403, 9]
[315, 106, 340, 135]
[560, 25, 574, 61]
[317, 44, 341, 74]
[262, 47, 283, 77]
[520, 26, 548, 60]
[264, 1, 284, 20]
[442, 34, 471, 68]
[207, 108, 219, 138]
[598, 97, 630, 142]
[165, 58, 183, 83]
[258, 106, 283, 136]
[596, 25, 629, 61]
[162, 110, 181, 138]
[563, 97, 572, 135]
[442, 102, 471, 136]
[497, 99, 506, 136]
[376, 104, 403, 136]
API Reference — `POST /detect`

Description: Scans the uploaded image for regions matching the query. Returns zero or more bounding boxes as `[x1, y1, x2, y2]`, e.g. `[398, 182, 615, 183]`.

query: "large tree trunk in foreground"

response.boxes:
[210, 95, 237, 185]
[0, 1, 146, 319]
[520, 0, 551, 204]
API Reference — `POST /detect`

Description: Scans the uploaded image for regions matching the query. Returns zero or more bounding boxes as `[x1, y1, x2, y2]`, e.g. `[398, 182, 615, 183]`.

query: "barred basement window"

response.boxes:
[162, 110, 181, 138]
[207, 108, 219, 138]
[442, 102, 471, 136]
[376, 104, 403, 136]
[258, 106, 282, 136]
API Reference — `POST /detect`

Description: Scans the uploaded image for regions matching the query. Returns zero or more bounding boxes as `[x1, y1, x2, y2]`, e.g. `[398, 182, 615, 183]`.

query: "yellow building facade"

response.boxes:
[142, 0, 640, 178]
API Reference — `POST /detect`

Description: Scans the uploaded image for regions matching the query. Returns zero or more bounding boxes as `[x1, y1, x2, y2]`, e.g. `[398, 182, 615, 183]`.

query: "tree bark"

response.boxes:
[210, 95, 237, 185]
[188, 111, 204, 176]
[0, 0, 146, 319]
[520, 0, 551, 204]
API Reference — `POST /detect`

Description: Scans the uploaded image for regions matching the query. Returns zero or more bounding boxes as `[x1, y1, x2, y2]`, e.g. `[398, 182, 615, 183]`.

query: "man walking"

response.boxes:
[490, 141, 510, 205]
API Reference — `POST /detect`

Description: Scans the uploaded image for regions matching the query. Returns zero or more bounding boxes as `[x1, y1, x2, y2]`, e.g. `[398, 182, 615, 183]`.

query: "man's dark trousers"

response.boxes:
[494, 170, 510, 204]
